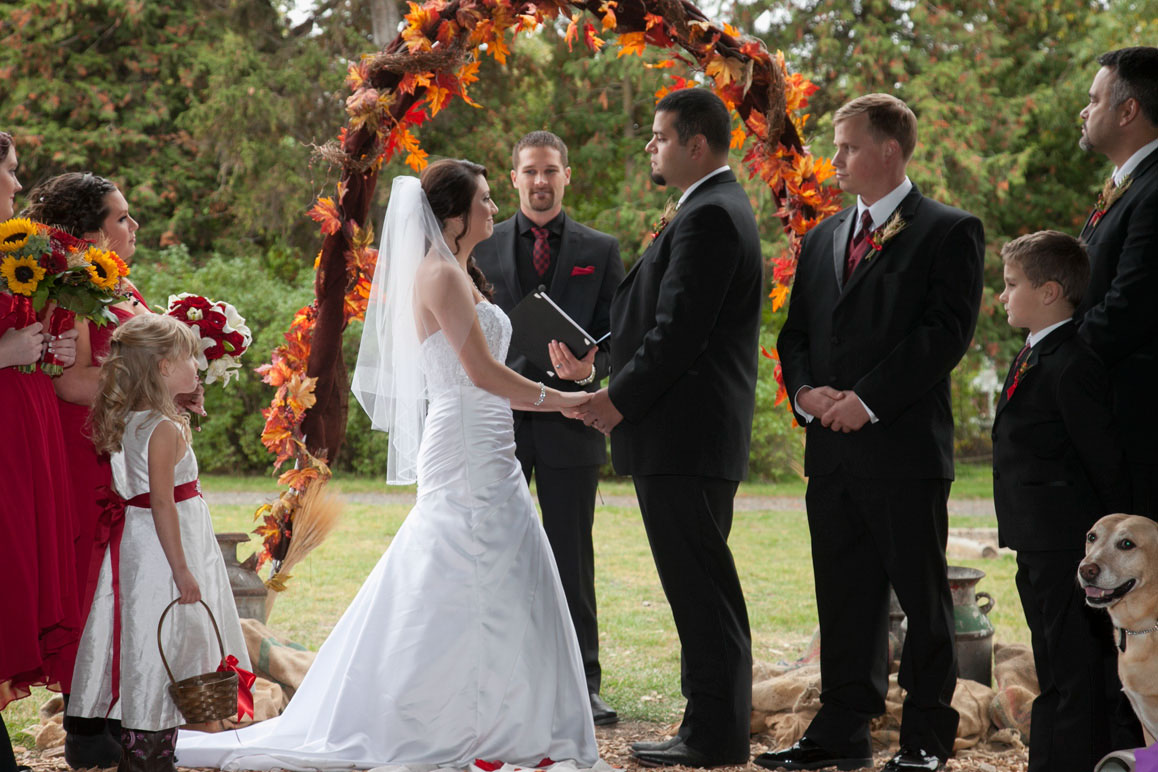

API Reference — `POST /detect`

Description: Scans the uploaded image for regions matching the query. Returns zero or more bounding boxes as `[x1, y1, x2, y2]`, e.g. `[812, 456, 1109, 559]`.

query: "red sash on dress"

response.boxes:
[94, 480, 202, 711]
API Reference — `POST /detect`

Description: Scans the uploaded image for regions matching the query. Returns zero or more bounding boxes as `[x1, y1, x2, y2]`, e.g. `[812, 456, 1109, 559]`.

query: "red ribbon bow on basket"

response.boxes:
[216, 655, 256, 721]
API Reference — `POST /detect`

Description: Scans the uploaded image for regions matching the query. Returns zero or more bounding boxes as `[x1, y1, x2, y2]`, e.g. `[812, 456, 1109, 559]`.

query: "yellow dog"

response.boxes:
[1079, 513, 1158, 746]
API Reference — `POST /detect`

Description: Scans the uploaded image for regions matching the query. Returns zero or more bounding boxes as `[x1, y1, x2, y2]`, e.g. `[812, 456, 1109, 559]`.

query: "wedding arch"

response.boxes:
[252, 0, 842, 579]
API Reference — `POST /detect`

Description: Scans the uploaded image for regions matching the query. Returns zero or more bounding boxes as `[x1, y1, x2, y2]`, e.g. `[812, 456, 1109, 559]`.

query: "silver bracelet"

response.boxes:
[533, 381, 547, 406]
[574, 364, 597, 386]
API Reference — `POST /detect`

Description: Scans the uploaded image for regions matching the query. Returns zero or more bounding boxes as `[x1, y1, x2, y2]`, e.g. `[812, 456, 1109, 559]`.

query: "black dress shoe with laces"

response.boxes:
[753, 737, 872, 771]
[880, 747, 945, 771]
[630, 736, 683, 753]
[632, 740, 748, 768]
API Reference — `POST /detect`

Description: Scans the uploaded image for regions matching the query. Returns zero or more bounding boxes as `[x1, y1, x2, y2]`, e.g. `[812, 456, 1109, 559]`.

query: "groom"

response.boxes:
[574, 88, 762, 767]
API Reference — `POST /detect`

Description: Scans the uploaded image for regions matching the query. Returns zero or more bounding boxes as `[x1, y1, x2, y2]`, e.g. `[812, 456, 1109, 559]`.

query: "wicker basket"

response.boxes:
[157, 598, 239, 723]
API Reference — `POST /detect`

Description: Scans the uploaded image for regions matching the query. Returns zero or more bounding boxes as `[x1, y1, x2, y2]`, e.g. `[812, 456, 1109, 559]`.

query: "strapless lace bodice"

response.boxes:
[421, 301, 512, 392]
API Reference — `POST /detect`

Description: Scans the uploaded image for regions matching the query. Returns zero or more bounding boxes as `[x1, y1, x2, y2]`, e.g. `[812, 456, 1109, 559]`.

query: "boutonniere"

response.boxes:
[1005, 355, 1034, 400]
[1089, 174, 1133, 230]
[864, 212, 906, 262]
[645, 199, 679, 247]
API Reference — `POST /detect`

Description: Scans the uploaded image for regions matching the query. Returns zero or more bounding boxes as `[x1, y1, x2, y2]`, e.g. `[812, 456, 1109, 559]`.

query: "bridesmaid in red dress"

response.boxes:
[0, 132, 80, 772]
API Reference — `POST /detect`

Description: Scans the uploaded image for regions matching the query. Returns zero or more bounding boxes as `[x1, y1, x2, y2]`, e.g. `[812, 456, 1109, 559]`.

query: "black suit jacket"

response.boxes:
[474, 211, 624, 467]
[1077, 147, 1158, 465]
[777, 184, 984, 479]
[607, 170, 763, 480]
[991, 322, 1130, 550]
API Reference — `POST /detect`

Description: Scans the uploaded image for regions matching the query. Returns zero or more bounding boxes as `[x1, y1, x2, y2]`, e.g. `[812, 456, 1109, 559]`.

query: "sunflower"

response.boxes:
[1, 254, 47, 296]
[83, 247, 122, 291]
[0, 218, 38, 253]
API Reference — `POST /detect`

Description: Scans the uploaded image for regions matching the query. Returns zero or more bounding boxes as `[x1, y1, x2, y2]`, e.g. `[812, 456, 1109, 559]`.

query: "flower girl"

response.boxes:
[67, 314, 249, 772]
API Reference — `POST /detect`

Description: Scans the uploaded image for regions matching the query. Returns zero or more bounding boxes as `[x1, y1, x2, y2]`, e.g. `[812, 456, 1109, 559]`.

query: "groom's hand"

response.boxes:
[572, 388, 622, 435]
[796, 386, 844, 418]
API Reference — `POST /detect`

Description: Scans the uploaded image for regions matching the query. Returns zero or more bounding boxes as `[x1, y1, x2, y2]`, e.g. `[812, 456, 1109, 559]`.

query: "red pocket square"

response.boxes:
[570, 265, 595, 276]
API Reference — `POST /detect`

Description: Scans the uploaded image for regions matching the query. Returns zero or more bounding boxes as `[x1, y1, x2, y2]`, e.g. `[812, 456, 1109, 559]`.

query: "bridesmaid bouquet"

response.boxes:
[165, 293, 252, 386]
[0, 217, 127, 374]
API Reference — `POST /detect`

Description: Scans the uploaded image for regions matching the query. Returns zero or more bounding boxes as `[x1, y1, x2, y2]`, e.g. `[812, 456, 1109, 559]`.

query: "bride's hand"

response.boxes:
[559, 391, 591, 417]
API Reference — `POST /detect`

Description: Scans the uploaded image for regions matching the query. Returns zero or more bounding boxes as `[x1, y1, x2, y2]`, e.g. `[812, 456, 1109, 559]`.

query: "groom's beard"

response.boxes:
[650, 171, 666, 186]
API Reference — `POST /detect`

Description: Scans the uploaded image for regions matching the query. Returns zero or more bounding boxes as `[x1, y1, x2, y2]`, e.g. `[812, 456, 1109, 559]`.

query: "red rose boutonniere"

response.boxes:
[1089, 174, 1133, 231]
[1005, 352, 1033, 400]
[645, 199, 679, 247]
[864, 211, 907, 262]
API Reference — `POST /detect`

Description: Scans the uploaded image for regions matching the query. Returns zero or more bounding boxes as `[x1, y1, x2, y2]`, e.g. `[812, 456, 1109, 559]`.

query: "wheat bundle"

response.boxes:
[264, 479, 343, 617]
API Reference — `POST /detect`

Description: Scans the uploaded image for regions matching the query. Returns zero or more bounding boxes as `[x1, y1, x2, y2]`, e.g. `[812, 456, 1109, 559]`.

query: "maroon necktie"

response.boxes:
[531, 226, 550, 277]
[844, 209, 874, 285]
[1004, 343, 1032, 401]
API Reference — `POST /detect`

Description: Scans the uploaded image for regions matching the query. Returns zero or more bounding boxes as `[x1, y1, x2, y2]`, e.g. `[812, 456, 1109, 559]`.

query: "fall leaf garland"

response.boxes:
[255, 0, 844, 572]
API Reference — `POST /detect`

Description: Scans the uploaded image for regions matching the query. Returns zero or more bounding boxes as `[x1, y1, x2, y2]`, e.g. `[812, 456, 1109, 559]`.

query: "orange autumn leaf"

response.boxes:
[582, 22, 605, 52]
[770, 284, 790, 311]
[564, 12, 581, 50]
[705, 55, 742, 87]
[308, 197, 342, 235]
[730, 126, 746, 150]
[599, 0, 617, 30]
[616, 31, 646, 58]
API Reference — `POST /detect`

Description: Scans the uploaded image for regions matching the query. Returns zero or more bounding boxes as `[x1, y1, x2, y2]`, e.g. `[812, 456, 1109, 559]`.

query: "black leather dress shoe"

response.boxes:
[589, 692, 618, 726]
[753, 737, 872, 771]
[632, 740, 748, 768]
[630, 736, 682, 753]
[880, 747, 945, 771]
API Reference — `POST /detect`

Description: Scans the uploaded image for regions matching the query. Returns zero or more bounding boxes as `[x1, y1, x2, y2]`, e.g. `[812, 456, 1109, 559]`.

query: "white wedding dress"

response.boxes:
[176, 301, 601, 772]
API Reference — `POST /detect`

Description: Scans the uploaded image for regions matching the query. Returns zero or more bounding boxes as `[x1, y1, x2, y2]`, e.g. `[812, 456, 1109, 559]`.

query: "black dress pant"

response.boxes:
[1, 714, 17, 772]
[515, 420, 602, 694]
[1015, 549, 1135, 772]
[803, 474, 959, 759]
[633, 474, 751, 758]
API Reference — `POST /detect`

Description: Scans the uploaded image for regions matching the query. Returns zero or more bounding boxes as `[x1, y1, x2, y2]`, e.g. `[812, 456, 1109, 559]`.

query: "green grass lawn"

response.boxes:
[4, 463, 1021, 745]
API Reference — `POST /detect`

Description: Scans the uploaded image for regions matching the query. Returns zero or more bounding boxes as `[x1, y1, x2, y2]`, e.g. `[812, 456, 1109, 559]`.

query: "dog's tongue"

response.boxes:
[1085, 585, 1115, 598]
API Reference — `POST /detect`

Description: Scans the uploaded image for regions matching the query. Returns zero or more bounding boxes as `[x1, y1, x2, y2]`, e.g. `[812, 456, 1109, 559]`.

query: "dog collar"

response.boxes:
[1116, 621, 1158, 652]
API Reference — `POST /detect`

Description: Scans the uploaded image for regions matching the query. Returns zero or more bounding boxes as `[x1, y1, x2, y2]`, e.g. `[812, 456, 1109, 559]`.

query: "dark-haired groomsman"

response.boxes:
[763, 93, 983, 771]
[1077, 46, 1158, 521]
[1073, 45, 1158, 753]
[571, 87, 763, 768]
[474, 130, 624, 726]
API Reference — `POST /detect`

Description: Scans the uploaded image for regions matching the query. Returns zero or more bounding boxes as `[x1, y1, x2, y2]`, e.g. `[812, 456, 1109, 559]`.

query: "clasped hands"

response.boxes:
[0, 323, 79, 370]
[547, 340, 622, 436]
[797, 386, 870, 433]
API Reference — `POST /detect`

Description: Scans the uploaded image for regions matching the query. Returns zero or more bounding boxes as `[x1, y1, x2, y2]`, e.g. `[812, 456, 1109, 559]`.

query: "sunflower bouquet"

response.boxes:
[165, 293, 253, 387]
[0, 217, 127, 374]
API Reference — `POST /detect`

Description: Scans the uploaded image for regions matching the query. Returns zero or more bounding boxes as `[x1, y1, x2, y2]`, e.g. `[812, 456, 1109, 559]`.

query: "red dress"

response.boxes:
[0, 294, 80, 708]
[57, 296, 143, 630]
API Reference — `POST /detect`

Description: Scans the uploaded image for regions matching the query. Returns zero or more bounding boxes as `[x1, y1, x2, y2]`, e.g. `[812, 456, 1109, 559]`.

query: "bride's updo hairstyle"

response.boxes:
[89, 314, 199, 454]
[0, 131, 12, 162]
[23, 172, 118, 236]
[420, 158, 494, 300]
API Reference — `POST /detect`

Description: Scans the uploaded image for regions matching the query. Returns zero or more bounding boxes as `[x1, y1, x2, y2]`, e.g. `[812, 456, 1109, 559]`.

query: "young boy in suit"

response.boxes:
[993, 230, 1132, 772]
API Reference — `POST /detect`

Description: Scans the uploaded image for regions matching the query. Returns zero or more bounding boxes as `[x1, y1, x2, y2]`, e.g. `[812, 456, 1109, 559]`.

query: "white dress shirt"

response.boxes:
[1113, 137, 1158, 186]
[678, 165, 732, 208]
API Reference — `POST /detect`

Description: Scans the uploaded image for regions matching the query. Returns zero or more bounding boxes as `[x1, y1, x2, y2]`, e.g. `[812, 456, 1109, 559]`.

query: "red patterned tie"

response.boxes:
[531, 226, 550, 277]
[1004, 343, 1032, 401]
[844, 209, 874, 285]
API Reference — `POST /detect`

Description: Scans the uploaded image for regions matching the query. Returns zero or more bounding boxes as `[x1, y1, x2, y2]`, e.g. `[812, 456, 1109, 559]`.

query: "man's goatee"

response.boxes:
[650, 172, 666, 186]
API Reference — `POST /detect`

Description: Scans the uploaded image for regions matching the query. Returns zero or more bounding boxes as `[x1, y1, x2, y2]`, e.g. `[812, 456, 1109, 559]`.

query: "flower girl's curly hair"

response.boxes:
[90, 314, 199, 454]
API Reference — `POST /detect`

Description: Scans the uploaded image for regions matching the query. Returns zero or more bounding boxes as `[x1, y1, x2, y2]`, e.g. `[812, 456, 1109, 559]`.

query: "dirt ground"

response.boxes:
[14, 720, 1027, 772]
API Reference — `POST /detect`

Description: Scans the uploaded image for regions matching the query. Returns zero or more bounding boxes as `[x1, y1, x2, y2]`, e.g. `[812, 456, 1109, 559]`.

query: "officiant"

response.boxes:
[474, 130, 624, 726]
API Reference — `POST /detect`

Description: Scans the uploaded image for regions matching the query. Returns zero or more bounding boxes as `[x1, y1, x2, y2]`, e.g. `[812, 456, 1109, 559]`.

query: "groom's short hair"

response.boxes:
[655, 88, 731, 155]
[1099, 47, 1158, 127]
[512, 131, 569, 170]
[835, 94, 918, 160]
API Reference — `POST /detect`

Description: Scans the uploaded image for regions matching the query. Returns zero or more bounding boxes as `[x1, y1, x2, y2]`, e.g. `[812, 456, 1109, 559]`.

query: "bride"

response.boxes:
[176, 160, 601, 772]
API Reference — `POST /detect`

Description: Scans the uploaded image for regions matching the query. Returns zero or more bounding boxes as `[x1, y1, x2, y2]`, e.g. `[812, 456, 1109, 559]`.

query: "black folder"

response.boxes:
[507, 291, 609, 375]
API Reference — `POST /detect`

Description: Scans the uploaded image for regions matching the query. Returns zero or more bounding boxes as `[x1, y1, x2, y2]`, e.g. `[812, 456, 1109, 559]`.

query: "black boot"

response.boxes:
[117, 727, 177, 772]
[1, 713, 30, 772]
[63, 694, 121, 769]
